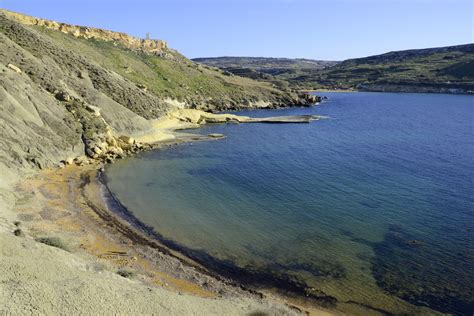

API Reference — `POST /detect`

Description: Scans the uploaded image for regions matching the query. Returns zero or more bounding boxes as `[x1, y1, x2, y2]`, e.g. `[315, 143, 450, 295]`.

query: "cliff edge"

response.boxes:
[2, 9, 168, 55]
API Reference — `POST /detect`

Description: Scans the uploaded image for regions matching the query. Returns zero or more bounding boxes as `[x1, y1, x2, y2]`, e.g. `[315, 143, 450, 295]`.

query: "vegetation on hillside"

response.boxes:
[0, 10, 318, 173]
[38, 27, 311, 111]
[303, 44, 474, 93]
[193, 56, 339, 91]
[195, 45, 474, 94]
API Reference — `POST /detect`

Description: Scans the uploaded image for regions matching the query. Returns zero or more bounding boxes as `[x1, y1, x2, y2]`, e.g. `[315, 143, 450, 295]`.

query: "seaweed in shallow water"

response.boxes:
[371, 225, 474, 315]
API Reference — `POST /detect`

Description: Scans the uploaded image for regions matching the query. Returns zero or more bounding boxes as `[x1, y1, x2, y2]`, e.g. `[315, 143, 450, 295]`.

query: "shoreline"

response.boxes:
[7, 111, 334, 315]
[95, 133, 340, 314]
[10, 162, 319, 315]
[99, 161, 340, 310]
[303, 89, 358, 93]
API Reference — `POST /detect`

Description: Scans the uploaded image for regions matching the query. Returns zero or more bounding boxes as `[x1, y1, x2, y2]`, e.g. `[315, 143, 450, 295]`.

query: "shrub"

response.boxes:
[117, 268, 134, 278]
[36, 236, 69, 251]
[13, 228, 24, 237]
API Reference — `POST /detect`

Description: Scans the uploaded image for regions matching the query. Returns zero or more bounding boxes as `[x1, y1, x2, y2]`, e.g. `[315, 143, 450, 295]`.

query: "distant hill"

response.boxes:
[192, 57, 338, 71]
[309, 44, 474, 93]
[192, 57, 339, 90]
[195, 44, 474, 94]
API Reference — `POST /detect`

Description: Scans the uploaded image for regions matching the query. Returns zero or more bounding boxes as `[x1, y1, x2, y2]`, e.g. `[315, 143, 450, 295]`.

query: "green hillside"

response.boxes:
[307, 44, 474, 93]
[37, 30, 311, 112]
[195, 45, 474, 94]
[193, 57, 339, 90]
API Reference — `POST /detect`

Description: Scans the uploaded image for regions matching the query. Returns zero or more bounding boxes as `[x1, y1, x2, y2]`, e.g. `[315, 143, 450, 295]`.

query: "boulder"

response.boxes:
[118, 135, 135, 145]
[93, 146, 103, 155]
[7, 63, 22, 73]
[137, 83, 147, 91]
[108, 146, 124, 156]
[85, 148, 95, 158]
[119, 143, 133, 152]
[96, 142, 108, 152]
[55, 91, 71, 102]
[86, 105, 101, 117]
[106, 136, 118, 147]
[74, 155, 89, 166]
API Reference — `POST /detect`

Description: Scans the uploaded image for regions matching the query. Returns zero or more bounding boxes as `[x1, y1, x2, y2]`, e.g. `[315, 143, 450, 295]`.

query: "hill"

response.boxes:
[308, 44, 474, 93]
[192, 56, 338, 78]
[0, 9, 317, 174]
[195, 45, 474, 93]
[193, 56, 339, 90]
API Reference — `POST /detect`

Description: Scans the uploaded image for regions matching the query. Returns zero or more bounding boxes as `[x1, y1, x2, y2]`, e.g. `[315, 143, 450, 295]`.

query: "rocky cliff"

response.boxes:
[2, 9, 168, 55]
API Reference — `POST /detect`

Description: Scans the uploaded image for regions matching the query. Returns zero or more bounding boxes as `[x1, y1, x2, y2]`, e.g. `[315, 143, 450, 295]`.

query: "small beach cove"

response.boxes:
[106, 92, 474, 315]
[8, 108, 332, 315]
[2, 6, 472, 315]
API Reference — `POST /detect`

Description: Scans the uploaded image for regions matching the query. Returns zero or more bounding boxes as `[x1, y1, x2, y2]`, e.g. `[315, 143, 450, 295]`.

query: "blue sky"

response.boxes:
[1, 0, 472, 60]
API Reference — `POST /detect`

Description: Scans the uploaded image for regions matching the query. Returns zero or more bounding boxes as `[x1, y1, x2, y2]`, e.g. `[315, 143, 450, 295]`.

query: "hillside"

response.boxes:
[193, 56, 338, 78]
[0, 9, 317, 176]
[195, 44, 474, 93]
[193, 56, 339, 90]
[307, 44, 474, 93]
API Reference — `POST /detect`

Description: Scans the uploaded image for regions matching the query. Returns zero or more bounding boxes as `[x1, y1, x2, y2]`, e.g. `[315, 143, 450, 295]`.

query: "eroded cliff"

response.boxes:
[2, 9, 168, 55]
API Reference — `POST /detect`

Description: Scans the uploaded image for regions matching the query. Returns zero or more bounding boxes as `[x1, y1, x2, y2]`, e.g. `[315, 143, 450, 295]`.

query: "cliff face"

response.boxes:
[2, 9, 167, 55]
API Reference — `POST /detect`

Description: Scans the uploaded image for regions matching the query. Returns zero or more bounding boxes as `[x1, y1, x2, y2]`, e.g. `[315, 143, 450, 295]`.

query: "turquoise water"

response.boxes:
[106, 92, 473, 315]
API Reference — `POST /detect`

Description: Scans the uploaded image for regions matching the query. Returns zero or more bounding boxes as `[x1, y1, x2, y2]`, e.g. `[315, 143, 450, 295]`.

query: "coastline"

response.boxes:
[303, 89, 358, 93]
[2, 7, 470, 314]
[4, 110, 333, 315]
[5, 163, 301, 314]
[99, 162, 340, 310]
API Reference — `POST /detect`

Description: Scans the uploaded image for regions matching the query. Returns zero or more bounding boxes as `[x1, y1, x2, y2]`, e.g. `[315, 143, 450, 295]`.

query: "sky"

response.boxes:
[1, 0, 472, 60]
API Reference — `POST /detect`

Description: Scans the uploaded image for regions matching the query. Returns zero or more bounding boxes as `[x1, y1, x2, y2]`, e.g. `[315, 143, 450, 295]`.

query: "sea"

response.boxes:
[106, 92, 474, 315]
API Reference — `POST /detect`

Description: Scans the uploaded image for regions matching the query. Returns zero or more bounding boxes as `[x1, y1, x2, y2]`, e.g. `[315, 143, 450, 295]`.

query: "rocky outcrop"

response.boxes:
[2, 9, 167, 55]
[295, 93, 321, 106]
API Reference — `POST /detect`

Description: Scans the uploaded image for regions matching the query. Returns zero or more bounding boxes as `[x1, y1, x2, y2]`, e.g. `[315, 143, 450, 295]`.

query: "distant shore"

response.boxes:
[304, 89, 358, 93]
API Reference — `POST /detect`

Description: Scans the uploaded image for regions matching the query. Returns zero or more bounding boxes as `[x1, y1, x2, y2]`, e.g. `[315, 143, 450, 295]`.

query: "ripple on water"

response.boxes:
[107, 92, 474, 315]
